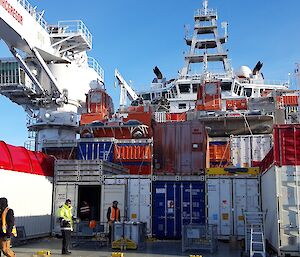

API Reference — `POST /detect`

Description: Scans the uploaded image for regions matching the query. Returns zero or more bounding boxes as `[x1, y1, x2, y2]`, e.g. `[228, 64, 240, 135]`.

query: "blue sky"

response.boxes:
[0, 0, 299, 146]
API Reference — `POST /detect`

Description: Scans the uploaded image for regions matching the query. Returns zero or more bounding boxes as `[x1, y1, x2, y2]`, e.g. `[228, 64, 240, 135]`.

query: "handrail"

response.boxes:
[16, 0, 48, 30]
[49, 20, 92, 48]
[195, 8, 217, 17]
[88, 57, 104, 81]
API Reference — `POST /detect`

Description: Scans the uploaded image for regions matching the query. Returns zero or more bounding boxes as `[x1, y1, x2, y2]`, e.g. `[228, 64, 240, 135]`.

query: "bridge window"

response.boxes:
[221, 82, 232, 91]
[179, 84, 191, 93]
[192, 84, 200, 93]
[244, 88, 252, 97]
[179, 103, 187, 109]
[142, 93, 151, 100]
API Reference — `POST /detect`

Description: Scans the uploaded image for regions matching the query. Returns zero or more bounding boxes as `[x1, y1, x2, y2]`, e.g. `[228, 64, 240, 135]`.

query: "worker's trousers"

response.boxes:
[61, 230, 72, 253]
[0, 238, 16, 257]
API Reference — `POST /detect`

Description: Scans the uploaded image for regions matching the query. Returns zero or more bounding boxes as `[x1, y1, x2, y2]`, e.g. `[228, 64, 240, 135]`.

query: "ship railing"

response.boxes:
[17, 0, 48, 30]
[195, 8, 217, 17]
[50, 20, 92, 48]
[261, 80, 289, 86]
[88, 57, 104, 81]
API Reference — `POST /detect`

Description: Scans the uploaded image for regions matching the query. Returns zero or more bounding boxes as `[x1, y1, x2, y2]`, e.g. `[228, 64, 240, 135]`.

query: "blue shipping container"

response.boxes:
[77, 142, 114, 162]
[152, 181, 205, 239]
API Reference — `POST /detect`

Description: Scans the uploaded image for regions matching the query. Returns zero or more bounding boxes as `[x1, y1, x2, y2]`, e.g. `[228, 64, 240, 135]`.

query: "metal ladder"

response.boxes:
[244, 212, 266, 257]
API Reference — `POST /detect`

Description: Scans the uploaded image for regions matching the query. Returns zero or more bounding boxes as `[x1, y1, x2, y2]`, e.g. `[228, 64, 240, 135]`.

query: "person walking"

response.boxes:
[106, 201, 120, 243]
[0, 197, 16, 257]
[58, 199, 75, 255]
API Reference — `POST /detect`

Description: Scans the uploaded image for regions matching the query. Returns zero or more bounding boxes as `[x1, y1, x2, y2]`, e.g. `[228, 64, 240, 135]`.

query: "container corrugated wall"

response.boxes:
[77, 141, 114, 162]
[153, 121, 206, 175]
[152, 180, 205, 239]
[0, 169, 53, 238]
[273, 125, 300, 166]
[230, 134, 273, 167]
[114, 140, 152, 175]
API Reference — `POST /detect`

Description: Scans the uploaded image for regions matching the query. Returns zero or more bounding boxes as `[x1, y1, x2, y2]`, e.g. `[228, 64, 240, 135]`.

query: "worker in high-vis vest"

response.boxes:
[58, 199, 76, 255]
[0, 197, 16, 257]
[106, 201, 121, 243]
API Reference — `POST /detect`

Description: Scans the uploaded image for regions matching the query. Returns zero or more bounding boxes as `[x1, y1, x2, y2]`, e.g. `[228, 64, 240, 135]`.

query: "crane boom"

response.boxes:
[115, 69, 139, 103]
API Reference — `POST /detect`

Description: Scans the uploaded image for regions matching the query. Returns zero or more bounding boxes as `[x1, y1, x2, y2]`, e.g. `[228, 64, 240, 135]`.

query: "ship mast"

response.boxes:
[182, 0, 231, 78]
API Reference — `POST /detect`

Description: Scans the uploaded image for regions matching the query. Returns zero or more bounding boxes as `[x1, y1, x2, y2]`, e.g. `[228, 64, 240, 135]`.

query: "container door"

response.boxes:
[52, 184, 78, 233]
[251, 135, 272, 163]
[128, 178, 152, 234]
[233, 178, 260, 237]
[152, 181, 181, 239]
[231, 136, 251, 167]
[101, 184, 126, 228]
[207, 178, 232, 237]
[181, 182, 205, 227]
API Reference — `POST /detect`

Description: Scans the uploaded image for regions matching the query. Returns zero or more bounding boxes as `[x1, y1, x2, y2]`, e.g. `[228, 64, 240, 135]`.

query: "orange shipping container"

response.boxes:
[209, 142, 230, 162]
[114, 143, 152, 161]
[276, 95, 299, 106]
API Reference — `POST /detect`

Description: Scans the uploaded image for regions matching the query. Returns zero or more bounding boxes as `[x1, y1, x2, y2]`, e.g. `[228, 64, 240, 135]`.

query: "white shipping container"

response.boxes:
[207, 177, 260, 239]
[52, 176, 150, 234]
[104, 176, 152, 233]
[262, 165, 300, 256]
[230, 134, 273, 167]
[0, 169, 53, 238]
[100, 184, 126, 226]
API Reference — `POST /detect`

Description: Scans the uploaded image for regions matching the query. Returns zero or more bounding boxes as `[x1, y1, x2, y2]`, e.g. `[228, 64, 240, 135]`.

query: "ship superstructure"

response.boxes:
[135, 0, 288, 114]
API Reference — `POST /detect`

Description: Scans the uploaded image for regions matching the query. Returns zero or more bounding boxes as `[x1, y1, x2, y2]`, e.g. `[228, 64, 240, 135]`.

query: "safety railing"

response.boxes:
[50, 20, 92, 48]
[195, 8, 217, 17]
[88, 57, 104, 81]
[16, 0, 48, 30]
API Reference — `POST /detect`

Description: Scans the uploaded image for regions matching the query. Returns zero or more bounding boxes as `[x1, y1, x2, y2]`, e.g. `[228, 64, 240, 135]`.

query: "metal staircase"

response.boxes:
[244, 212, 266, 257]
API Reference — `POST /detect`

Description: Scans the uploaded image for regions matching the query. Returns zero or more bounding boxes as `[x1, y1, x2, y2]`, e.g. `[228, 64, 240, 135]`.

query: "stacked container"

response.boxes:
[151, 176, 206, 239]
[207, 176, 260, 239]
[230, 134, 273, 167]
[261, 125, 300, 256]
[153, 120, 206, 175]
[114, 139, 152, 175]
[208, 137, 230, 167]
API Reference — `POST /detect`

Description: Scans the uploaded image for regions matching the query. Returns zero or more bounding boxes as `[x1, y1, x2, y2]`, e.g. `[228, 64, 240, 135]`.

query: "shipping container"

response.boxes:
[230, 134, 273, 167]
[52, 175, 151, 234]
[208, 137, 230, 167]
[104, 176, 152, 233]
[55, 160, 128, 183]
[152, 180, 205, 239]
[77, 140, 114, 162]
[207, 177, 260, 239]
[261, 165, 300, 256]
[153, 121, 206, 175]
[114, 139, 152, 175]
[0, 169, 53, 238]
[273, 125, 300, 166]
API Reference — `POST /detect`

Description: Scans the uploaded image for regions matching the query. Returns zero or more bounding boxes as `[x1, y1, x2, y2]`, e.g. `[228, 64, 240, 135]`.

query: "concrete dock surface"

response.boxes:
[11, 238, 242, 257]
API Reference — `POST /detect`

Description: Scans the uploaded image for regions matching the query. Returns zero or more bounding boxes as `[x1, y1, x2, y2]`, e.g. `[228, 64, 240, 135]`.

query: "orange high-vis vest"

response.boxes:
[110, 207, 120, 221]
[1, 207, 17, 237]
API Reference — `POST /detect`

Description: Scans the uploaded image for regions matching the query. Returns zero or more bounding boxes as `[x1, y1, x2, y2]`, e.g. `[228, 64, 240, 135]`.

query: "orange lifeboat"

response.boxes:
[80, 88, 114, 125]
